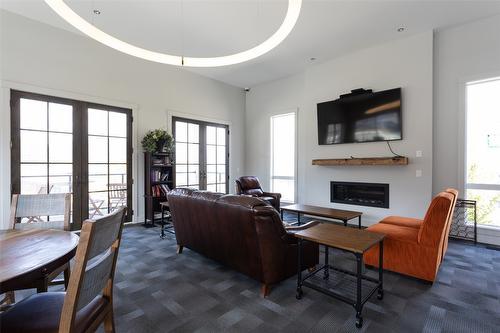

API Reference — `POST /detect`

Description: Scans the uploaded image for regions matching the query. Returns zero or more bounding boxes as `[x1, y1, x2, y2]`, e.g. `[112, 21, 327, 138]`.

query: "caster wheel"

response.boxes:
[355, 317, 363, 328]
[377, 289, 384, 300]
[296, 289, 303, 300]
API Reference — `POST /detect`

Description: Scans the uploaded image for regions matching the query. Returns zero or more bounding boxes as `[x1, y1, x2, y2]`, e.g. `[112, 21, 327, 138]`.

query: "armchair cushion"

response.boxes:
[380, 216, 423, 229]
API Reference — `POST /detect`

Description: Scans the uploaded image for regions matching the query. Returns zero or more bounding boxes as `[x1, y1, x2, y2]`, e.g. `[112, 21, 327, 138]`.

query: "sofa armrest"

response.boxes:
[284, 220, 320, 232]
[262, 192, 281, 200]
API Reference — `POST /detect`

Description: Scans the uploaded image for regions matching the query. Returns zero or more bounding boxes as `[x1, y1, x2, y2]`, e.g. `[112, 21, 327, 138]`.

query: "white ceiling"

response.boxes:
[2, 0, 500, 88]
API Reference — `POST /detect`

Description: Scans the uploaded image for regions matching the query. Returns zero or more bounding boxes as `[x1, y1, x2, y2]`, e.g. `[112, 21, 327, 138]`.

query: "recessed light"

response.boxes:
[397, 27, 405, 32]
[93, 9, 100, 15]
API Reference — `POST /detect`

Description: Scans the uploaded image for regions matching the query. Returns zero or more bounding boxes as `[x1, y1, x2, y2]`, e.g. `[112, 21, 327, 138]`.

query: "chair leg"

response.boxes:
[104, 308, 116, 333]
[176, 245, 183, 254]
[63, 266, 71, 290]
[260, 283, 270, 298]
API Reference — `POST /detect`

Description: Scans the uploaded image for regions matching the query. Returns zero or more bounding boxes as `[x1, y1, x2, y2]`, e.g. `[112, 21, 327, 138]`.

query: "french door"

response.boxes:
[10, 90, 133, 229]
[172, 117, 229, 193]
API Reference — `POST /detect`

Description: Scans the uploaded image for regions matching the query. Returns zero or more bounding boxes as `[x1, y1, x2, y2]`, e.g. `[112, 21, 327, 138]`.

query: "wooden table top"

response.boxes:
[294, 223, 385, 254]
[281, 204, 362, 220]
[0, 229, 79, 290]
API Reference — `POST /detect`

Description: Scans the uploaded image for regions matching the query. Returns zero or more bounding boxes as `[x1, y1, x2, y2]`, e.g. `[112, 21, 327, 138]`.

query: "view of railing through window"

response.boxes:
[466, 77, 500, 226]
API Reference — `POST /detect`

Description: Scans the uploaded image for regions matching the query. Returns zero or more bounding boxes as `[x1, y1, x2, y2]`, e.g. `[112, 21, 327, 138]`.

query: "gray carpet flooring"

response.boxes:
[13, 220, 500, 332]
[107, 223, 500, 333]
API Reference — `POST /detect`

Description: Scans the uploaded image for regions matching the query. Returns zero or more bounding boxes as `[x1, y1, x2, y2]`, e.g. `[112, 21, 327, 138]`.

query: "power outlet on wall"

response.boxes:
[416, 150, 423, 158]
[416, 169, 423, 177]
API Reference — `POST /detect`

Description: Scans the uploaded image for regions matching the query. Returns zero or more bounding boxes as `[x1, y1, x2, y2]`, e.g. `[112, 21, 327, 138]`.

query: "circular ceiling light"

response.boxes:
[44, 0, 302, 67]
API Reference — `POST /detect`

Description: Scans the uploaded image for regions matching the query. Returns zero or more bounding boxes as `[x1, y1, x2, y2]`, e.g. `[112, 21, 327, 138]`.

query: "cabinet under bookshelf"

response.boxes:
[144, 152, 175, 227]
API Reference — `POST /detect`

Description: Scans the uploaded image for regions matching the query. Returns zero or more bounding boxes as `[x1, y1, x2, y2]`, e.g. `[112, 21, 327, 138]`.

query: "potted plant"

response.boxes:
[141, 129, 174, 153]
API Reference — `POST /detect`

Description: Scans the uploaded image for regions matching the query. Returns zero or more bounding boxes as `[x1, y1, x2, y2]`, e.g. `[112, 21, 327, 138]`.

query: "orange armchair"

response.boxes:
[364, 191, 455, 282]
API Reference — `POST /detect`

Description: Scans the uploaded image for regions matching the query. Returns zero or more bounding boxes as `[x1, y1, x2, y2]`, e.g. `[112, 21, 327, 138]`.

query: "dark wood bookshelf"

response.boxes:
[144, 152, 175, 227]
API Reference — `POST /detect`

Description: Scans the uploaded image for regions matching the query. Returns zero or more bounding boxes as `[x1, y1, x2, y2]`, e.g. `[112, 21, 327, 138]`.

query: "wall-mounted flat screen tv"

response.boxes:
[317, 88, 402, 145]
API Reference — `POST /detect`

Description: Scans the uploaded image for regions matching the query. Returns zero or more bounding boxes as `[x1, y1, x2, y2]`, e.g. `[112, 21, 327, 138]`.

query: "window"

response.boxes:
[173, 117, 229, 193]
[11, 90, 133, 229]
[465, 77, 500, 227]
[270, 112, 296, 202]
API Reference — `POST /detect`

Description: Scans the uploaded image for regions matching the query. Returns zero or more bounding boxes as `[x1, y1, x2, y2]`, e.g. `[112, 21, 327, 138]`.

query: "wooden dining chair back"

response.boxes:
[10, 193, 71, 231]
[108, 183, 127, 210]
[59, 207, 126, 332]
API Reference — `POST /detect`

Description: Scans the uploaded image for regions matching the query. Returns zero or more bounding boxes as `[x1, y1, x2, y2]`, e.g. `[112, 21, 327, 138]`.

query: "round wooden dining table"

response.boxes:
[0, 229, 79, 294]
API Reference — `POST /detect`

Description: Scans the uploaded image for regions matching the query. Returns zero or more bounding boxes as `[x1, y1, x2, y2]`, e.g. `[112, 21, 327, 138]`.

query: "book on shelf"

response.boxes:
[151, 184, 171, 197]
[151, 170, 170, 182]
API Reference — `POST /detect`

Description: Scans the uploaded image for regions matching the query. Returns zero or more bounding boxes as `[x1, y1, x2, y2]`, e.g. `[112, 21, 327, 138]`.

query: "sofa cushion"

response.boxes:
[380, 216, 423, 229]
[246, 188, 264, 196]
[367, 223, 419, 244]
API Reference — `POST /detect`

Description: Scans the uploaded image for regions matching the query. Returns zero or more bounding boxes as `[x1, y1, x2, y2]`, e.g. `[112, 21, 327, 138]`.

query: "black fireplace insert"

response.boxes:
[331, 181, 389, 208]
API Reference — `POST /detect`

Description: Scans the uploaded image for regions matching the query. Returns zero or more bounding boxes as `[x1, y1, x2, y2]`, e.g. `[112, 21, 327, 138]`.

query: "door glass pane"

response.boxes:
[88, 136, 108, 163]
[207, 145, 216, 164]
[109, 112, 127, 137]
[207, 127, 216, 145]
[175, 122, 188, 142]
[88, 108, 108, 136]
[89, 191, 108, 219]
[207, 164, 216, 184]
[21, 177, 48, 194]
[110, 164, 127, 184]
[21, 130, 47, 163]
[49, 164, 72, 193]
[176, 164, 188, 187]
[49, 133, 72, 163]
[20, 98, 47, 131]
[207, 184, 217, 192]
[217, 127, 226, 145]
[188, 144, 199, 164]
[188, 123, 199, 143]
[217, 146, 225, 164]
[49, 103, 72, 133]
[188, 165, 199, 185]
[272, 179, 294, 203]
[89, 164, 108, 192]
[109, 137, 126, 163]
[176, 143, 187, 164]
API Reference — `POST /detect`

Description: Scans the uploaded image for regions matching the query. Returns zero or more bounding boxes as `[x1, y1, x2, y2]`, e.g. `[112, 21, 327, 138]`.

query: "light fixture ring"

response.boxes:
[44, 0, 302, 67]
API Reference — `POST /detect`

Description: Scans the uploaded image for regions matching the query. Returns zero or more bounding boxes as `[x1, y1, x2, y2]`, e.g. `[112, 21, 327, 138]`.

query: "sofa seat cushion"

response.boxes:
[367, 223, 419, 244]
[0, 292, 108, 333]
[380, 216, 423, 229]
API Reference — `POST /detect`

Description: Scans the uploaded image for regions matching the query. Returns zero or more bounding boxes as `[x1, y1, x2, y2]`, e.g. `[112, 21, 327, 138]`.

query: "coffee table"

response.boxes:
[294, 223, 385, 328]
[281, 204, 363, 228]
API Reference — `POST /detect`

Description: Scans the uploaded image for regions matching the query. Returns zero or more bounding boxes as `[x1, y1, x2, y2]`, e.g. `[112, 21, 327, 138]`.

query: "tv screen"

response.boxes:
[317, 88, 402, 145]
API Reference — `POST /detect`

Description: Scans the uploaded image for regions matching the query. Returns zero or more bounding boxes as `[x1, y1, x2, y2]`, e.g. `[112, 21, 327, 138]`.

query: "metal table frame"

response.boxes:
[296, 241, 384, 328]
[281, 209, 362, 229]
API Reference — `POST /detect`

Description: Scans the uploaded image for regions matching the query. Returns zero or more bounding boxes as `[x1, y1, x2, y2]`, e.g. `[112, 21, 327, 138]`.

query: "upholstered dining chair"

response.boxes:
[0, 207, 126, 333]
[235, 176, 281, 211]
[2, 193, 72, 307]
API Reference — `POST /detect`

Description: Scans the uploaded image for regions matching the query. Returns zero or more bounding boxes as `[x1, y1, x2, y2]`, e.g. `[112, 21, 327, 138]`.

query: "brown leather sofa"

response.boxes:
[167, 188, 319, 296]
[235, 176, 281, 211]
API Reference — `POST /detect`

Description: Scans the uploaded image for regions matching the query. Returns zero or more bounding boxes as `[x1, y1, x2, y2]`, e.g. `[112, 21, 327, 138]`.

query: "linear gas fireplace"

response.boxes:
[331, 181, 389, 208]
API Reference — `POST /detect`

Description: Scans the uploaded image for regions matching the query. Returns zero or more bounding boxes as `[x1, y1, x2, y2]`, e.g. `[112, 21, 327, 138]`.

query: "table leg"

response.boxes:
[324, 245, 329, 280]
[296, 239, 303, 300]
[377, 240, 384, 300]
[297, 212, 301, 226]
[343, 219, 347, 227]
[160, 206, 166, 239]
[355, 253, 363, 328]
[358, 216, 362, 229]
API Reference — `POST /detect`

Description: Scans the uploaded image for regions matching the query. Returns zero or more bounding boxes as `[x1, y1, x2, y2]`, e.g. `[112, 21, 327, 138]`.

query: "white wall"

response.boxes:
[433, 15, 500, 194]
[246, 32, 434, 225]
[0, 10, 246, 229]
[434, 14, 500, 244]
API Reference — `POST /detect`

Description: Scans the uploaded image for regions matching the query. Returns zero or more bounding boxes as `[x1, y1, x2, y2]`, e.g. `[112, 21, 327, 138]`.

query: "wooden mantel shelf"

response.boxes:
[312, 156, 409, 166]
